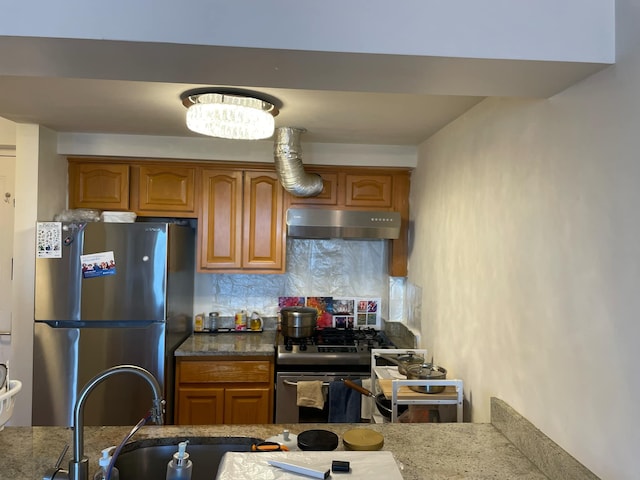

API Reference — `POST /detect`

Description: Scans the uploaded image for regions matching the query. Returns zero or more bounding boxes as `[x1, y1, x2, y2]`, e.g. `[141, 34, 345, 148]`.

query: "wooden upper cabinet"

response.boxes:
[284, 169, 399, 211]
[242, 171, 285, 271]
[68, 159, 198, 217]
[388, 172, 410, 277]
[198, 168, 284, 273]
[68, 162, 130, 210]
[286, 171, 338, 206]
[345, 174, 393, 208]
[134, 165, 197, 216]
[199, 169, 243, 270]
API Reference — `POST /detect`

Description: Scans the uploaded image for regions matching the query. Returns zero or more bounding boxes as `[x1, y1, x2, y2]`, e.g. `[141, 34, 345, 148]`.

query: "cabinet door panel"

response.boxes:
[176, 387, 224, 425]
[137, 165, 196, 214]
[286, 172, 338, 206]
[199, 170, 243, 269]
[224, 388, 271, 424]
[69, 163, 130, 210]
[243, 171, 284, 271]
[345, 174, 392, 208]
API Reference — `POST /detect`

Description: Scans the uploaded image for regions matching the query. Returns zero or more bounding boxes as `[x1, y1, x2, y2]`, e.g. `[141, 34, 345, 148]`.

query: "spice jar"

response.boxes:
[234, 310, 247, 330]
[194, 313, 204, 332]
[206, 312, 219, 331]
[249, 311, 263, 331]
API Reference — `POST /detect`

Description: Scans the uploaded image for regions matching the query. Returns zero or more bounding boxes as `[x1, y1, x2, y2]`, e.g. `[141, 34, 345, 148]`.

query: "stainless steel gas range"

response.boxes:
[274, 327, 395, 423]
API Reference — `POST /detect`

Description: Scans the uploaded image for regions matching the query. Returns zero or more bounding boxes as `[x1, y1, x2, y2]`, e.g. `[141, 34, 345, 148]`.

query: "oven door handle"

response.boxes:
[283, 380, 332, 387]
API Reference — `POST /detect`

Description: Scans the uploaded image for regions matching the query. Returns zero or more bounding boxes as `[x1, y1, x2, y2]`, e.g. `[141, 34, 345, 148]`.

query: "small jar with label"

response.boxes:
[234, 310, 247, 330]
[249, 311, 263, 331]
[206, 312, 219, 331]
[194, 313, 204, 332]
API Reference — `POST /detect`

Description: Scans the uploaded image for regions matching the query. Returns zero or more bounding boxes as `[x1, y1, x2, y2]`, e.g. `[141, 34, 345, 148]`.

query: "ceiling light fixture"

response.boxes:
[181, 90, 279, 140]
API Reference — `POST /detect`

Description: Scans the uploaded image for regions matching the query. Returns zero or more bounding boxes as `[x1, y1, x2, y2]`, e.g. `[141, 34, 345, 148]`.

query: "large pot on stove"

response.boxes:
[280, 306, 317, 338]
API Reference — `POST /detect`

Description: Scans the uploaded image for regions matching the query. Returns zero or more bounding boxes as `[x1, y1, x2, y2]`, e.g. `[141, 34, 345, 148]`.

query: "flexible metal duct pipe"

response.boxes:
[274, 127, 323, 197]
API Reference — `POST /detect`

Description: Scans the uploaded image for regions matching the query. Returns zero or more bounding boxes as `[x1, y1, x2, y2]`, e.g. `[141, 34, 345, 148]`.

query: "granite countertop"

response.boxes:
[175, 329, 277, 357]
[0, 422, 548, 480]
[174, 319, 416, 358]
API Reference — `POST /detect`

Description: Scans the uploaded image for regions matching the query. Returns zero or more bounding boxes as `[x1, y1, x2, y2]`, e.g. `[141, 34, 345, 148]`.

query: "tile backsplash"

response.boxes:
[194, 238, 405, 322]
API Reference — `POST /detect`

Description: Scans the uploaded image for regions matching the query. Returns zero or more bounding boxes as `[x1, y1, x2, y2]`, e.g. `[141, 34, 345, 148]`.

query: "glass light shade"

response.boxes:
[185, 93, 275, 140]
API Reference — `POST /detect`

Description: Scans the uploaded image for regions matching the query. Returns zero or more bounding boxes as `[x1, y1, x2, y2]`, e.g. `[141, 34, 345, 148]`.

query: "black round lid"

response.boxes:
[297, 429, 339, 451]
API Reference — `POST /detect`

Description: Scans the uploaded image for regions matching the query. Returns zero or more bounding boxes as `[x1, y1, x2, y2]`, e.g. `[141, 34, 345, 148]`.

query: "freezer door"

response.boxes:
[35, 222, 169, 322]
[81, 222, 167, 321]
[35, 223, 84, 321]
[32, 322, 165, 426]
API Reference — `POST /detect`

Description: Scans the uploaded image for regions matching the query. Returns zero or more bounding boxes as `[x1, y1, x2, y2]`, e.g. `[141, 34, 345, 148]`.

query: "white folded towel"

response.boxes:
[296, 380, 325, 409]
[361, 378, 373, 420]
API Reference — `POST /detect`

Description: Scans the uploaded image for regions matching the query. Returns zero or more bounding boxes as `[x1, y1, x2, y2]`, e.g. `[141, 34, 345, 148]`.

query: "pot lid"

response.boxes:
[343, 428, 384, 451]
[406, 363, 447, 378]
[297, 429, 338, 451]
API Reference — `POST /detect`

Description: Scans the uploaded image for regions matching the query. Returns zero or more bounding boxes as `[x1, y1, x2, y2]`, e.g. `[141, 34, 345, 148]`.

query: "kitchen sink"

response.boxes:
[114, 436, 262, 480]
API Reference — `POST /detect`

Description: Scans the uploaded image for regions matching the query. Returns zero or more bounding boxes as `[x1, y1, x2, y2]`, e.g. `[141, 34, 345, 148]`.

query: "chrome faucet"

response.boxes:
[45, 364, 164, 480]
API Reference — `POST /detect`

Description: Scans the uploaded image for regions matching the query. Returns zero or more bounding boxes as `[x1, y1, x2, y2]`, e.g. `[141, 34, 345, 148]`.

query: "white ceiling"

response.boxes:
[0, 37, 610, 146]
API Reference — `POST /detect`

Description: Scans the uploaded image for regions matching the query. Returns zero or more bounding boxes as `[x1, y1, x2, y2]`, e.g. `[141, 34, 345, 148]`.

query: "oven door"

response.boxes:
[275, 371, 370, 423]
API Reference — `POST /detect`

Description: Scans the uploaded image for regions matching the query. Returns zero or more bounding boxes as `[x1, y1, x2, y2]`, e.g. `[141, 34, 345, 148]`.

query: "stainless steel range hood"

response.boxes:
[286, 208, 401, 240]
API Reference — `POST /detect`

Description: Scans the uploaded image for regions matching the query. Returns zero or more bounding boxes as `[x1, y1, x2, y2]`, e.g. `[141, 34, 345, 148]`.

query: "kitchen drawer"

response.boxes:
[179, 360, 272, 383]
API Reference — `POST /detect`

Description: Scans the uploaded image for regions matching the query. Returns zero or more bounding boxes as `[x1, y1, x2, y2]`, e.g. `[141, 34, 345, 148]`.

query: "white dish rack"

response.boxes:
[0, 380, 22, 430]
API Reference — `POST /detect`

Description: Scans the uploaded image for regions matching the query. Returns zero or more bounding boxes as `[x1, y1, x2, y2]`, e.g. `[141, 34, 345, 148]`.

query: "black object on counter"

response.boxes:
[297, 429, 339, 451]
[332, 460, 351, 472]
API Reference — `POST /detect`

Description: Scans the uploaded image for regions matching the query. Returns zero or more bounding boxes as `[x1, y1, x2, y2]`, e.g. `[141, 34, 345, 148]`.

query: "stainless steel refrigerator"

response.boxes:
[32, 221, 195, 426]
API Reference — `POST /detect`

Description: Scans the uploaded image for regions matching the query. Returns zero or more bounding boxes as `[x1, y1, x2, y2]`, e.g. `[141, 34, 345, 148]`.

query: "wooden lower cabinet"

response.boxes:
[177, 387, 225, 424]
[175, 357, 274, 425]
[225, 388, 271, 424]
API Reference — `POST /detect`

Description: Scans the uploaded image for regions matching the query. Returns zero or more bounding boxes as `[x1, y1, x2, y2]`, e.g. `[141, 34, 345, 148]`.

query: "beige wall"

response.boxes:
[10, 125, 64, 425]
[408, 3, 640, 479]
[0, 117, 16, 147]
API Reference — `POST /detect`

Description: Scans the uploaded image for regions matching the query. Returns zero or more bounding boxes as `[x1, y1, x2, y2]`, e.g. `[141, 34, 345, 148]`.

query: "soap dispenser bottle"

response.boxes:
[93, 446, 119, 480]
[166, 440, 193, 480]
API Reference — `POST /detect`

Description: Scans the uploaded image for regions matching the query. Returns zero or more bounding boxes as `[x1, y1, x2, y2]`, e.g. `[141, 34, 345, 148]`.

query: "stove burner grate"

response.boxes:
[279, 327, 394, 355]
